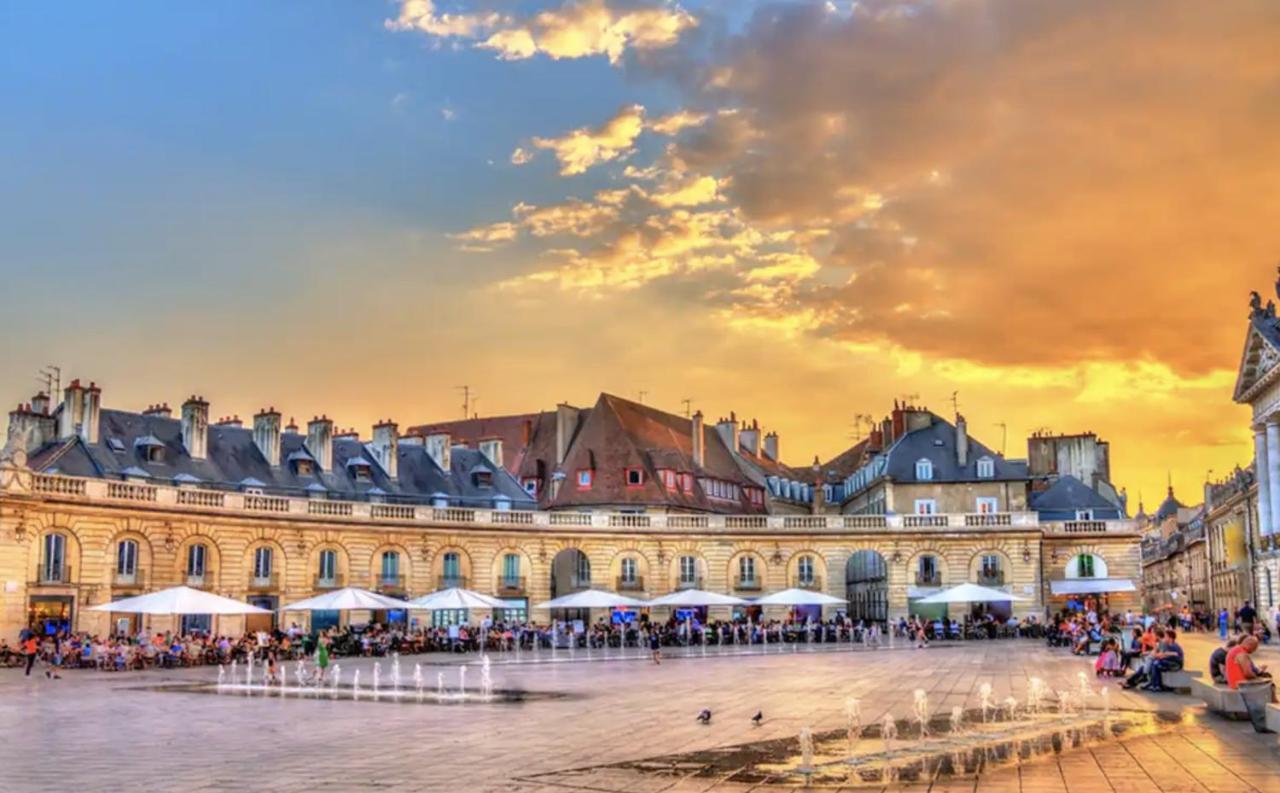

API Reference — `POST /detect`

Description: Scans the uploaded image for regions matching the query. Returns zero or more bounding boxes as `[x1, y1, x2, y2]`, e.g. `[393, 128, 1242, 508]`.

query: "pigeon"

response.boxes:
[751, 710, 763, 726]
[697, 709, 712, 724]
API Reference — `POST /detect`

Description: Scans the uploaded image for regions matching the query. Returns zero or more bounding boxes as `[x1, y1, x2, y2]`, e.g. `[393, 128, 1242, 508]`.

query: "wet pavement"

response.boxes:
[1, 636, 1276, 791]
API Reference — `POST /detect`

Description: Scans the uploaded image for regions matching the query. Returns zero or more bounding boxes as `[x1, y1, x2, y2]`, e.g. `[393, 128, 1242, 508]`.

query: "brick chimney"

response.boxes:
[739, 419, 761, 457]
[763, 431, 779, 462]
[371, 419, 399, 480]
[142, 403, 172, 418]
[306, 416, 334, 471]
[58, 380, 86, 440]
[425, 431, 452, 472]
[253, 407, 282, 467]
[715, 412, 740, 454]
[285, 417, 299, 434]
[7, 400, 57, 452]
[955, 413, 969, 468]
[214, 415, 243, 428]
[31, 392, 51, 416]
[691, 410, 705, 468]
[181, 395, 209, 460]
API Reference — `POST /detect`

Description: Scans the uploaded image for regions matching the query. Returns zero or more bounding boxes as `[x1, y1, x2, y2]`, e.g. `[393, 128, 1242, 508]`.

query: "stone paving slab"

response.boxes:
[1, 637, 1277, 792]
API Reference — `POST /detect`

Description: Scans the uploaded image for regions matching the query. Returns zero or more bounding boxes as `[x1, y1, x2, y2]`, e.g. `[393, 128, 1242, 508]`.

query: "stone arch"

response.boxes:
[549, 547, 592, 597]
[309, 540, 352, 587]
[845, 549, 889, 623]
[174, 532, 222, 588]
[1065, 551, 1109, 579]
[104, 526, 154, 588]
[429, 544, 473, 589]
[785, 548, 824, 588]
[370, 541, 415, 589]
[667, 548, 709, 591]
[244, 536, 289, 591]
[906, 547, 949, 587]
[607, 546, 653, 593]
[32, 523, 80, 583]
[490, 546, 535, 593]
[967, 548, 1014, 585]
[727, 548, 768, 593]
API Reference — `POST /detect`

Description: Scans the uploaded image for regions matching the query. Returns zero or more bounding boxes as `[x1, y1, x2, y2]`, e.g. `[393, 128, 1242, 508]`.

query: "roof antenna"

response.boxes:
[638, 389, 648, 404]
[680, 398, 694, 418]
[40, 365, 61, 397]
[994, 422, 1007, 456]
[950, 390, 960, 418]
[455, 385, 472, 419]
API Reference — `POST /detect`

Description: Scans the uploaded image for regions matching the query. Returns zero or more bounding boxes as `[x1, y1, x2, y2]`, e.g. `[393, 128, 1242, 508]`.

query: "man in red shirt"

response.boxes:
[22, 634, 39, 677]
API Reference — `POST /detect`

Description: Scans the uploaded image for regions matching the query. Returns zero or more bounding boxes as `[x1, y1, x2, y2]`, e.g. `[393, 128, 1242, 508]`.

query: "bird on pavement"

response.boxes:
[751, 710, 763, 726]
[697, 709, 712, 724]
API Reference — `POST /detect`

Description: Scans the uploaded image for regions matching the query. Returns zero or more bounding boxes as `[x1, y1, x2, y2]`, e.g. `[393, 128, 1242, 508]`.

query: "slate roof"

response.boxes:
[1154, 487, 1185, 522]
[26, 408, 534, 508]
[881, 414, 1028, 483]
[406, 411, 558, 478]
[1029, 475, 1121, 513]
[548, 393, 764, 514]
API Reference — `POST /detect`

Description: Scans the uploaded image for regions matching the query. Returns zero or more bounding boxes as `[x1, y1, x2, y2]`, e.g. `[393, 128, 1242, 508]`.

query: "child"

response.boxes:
[1096, 638, 1122, 677]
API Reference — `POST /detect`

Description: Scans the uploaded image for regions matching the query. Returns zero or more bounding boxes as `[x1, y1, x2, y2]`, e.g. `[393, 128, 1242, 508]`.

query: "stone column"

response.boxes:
[1268, 419, 1280, 537]
[1258, 426, 1274, 537]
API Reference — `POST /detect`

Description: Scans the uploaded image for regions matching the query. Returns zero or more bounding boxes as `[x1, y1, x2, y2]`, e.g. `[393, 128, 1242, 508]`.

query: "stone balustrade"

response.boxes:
[5, 469, 1139, 536]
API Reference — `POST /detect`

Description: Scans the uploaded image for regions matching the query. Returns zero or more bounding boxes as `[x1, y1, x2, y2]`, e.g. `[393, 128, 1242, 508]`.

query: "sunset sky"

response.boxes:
[3, 1, 1279, 510]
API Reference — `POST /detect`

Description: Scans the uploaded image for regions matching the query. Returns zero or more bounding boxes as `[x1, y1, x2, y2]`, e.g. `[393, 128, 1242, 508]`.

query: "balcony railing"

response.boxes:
[616, 575, 645, 592]
[977, 573, 1005, 586]
[113, 567, 145, 588]
[7, 472, 1091, 535]
[734, 576, 762, 591]
[378, 575, 407, 593]
[34, 565, 73, 585]
[915, 573, 942, 587]
[437, 575, 468, 590]
[496, 577, 526, 595]
[248, 572, 279, 591]
[794, 576, 823, 591]
[185, 570, 213, 588]
[675, 576, 703, 591]
[315, 573, 344, 590]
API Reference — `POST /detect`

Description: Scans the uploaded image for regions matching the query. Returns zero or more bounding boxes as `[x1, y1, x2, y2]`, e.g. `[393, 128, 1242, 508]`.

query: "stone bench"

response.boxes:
[1162, 668, 1202, 693]
[1189, 678, 1249, 719]
[1269, 703, 1280, 733]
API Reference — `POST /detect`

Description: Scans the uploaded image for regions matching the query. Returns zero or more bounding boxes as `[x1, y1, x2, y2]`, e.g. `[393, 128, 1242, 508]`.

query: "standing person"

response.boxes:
[1218, 608, 1230, 640]
[648, 627, 662, 665]
[314, 636, 329, 684]
[1237, 601, 1257, 636]
[21, 632, 39, 677]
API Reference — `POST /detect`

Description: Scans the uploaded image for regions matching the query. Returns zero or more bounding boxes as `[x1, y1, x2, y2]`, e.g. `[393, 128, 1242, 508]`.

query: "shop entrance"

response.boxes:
[28, 595, 74, 636]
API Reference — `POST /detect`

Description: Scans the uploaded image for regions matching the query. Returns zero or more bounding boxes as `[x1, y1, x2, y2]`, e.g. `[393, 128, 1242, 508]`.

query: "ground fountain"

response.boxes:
[458, 664, 468, 697]
[978, 682, 993, 722]
[391, 654, 401, 690]
[949, 706, 964, 735]
[797, 727, 815, 785]
[372, 661, 382, 694]
[480, 655, 494, 700]
[912, 689, 930, 737]
[1027, 677, 1049, 714]
[881, 713, 898, 751]
[413, 663, 423, 698]
[844, 697, 862, 756]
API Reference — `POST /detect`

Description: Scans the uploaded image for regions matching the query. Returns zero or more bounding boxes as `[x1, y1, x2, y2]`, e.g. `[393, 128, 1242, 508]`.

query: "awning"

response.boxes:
[907, 587, 942, 600]
[1049, 578, 1136, 596]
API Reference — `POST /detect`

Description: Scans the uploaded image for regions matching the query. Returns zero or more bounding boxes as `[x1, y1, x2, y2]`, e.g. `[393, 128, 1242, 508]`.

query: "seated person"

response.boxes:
[1209, 638, 1239, 684]
[1226, 635, 1275, 699]
[1145, 629, 1184, 691]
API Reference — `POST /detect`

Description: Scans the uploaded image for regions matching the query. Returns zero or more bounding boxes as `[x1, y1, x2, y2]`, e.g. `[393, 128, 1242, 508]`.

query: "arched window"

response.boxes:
[1067, 553, 1107, 579]
[796, 555, 816, 585]
[116, 539, 139, 581]
[186, 543, 207, 582]
[915, 458, 934, 481]
[381, 550, 401, 585]
[317, 549, 337, 586]
[678, 555, 698, 588]
[575, 553, 591, 586]
[253, 547, 273, 581]
[976, 456, 995, 478]
[738, 556, 757, 586]
[979, 553, 1002, 584]
[42, 533, 67, 583]
[620, 557, 638, 585]
[917, 554, 940, 586]
[441, 551, 460, 586]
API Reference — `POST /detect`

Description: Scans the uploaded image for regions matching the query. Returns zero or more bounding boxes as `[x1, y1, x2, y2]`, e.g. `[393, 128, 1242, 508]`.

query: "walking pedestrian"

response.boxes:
[21, 633, 38, 677]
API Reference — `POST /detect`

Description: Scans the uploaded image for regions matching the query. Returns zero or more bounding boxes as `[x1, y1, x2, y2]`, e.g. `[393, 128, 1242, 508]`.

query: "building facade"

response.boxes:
[1203, 467, 1259, 614]
[1138, 489, 1209, 615]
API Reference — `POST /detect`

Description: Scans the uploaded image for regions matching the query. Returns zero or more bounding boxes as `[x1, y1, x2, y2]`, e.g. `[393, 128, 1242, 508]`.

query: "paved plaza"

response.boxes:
[1, 636, 1277, 792]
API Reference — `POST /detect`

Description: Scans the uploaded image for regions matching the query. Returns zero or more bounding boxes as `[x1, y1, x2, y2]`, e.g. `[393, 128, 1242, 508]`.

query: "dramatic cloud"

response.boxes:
[520, 104, 646, 175]
[388, 0, 696, 64]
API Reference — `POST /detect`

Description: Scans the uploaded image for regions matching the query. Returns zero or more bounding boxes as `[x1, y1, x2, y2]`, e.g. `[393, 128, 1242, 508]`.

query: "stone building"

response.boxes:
[1203, 466, 1259, 613]
[1138, 488, 1209, 615]
[1230, 271, 1280, 610]
[0, 379, 1142, 639]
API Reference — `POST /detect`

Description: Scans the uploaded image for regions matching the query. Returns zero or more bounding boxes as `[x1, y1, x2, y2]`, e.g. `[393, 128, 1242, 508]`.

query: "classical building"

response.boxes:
[1138, 488, 1209, 614]
[1203, 466, 1259, 613]
[0, 379, 1142, 639]
[1230, 271, 1280, 610]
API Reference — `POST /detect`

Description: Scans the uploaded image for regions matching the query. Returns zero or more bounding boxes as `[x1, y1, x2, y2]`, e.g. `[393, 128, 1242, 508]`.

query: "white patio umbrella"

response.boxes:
[408, 587, 509, 611]
[87, 585, 270, 615]
[647, 589, 747, 607]
[283, 587, 410, 612]
[533, 590, 649, 609]
[915, 583, 1026, 604]
[751, 588, 847, 606]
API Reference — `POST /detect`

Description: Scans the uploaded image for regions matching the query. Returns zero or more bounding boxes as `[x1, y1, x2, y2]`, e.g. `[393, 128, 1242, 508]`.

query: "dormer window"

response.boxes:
[471, 466, 494, 488]
[915, 458, 934, 481]
[522, 477, 539, 496]
[659, 469, 676, 490]
[345, 456, 373, 482]
[577, 469, 593, 489]
[976, 456, 995, 479]
[680, 473, 694, 494]
[134, 435, 165, 463]
[626, 468, 644, 487]
[296, 459, 315, 476]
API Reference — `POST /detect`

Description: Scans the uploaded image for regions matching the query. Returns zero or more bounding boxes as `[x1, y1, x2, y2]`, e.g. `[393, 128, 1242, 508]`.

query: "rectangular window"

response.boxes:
[502, 553, 520, 585]
[187, 544, 206, 577]
[681, 473, 694, 494]
[576, 469, 592, 489]
[679, 555, 697, 583]
[620, 558, 637, 583]
[42, 534, 65, 581]
[661, 470, 676, 489]
[1075, 509, 1094, 520]
[253, 547, 272, 579]
[976, 497, 999, 514]
[522, 478, 538, 496]
[318, 550, 336, 581]
[626, 468, 644, 487]
[914, 499, 937, 515]
[739, 556, 756, 583]
[980, 554, 1000, 579]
